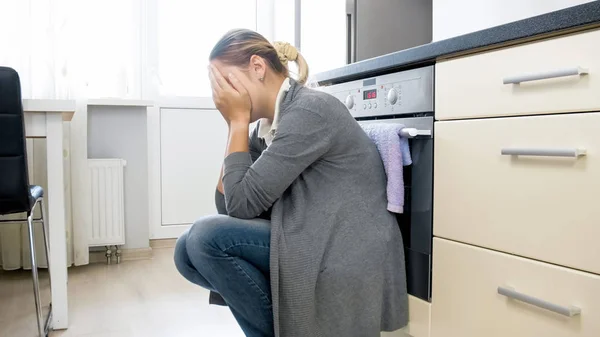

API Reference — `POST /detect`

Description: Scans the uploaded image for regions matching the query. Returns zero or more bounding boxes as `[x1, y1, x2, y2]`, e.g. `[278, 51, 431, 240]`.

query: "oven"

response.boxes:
[316, 66, 434, 301]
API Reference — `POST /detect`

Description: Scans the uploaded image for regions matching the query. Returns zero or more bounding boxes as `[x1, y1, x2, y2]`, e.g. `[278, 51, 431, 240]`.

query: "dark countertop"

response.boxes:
[313, 1, 600, 85]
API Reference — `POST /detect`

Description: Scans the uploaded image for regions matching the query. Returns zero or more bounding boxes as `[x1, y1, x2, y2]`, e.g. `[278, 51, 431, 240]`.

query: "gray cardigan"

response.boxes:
[218, 80, 407, 336]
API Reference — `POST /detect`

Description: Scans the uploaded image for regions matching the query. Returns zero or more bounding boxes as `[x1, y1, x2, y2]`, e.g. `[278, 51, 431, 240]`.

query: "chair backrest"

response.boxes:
[0, 67, 31, 215]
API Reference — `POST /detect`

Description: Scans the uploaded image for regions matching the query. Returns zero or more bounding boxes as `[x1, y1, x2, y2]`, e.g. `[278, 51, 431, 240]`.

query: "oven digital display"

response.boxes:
[363, 89, 377, 100]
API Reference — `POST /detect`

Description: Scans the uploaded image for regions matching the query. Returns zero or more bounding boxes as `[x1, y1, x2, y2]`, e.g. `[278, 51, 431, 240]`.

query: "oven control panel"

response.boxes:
[316, 65, 434, 118]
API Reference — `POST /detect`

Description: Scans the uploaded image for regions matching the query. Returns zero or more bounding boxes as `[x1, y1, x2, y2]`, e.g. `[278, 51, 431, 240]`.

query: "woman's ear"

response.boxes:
[249, 55, 266, 81]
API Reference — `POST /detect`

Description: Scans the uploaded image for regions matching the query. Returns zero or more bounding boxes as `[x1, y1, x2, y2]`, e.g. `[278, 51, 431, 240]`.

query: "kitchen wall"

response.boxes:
[87, 106, 149, 249]
[433, 0, 595, 41]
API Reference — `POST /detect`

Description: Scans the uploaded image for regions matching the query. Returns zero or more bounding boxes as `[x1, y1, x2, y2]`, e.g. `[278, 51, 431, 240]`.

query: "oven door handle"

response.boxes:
[400, 128, 432, 138]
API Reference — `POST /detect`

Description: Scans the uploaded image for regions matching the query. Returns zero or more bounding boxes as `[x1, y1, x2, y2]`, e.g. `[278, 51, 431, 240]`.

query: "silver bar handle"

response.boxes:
[400, 128, 431, 138]
[503, 67, 588, 84]
[498, 286, 581, 317]
[501, 148, 587, 158]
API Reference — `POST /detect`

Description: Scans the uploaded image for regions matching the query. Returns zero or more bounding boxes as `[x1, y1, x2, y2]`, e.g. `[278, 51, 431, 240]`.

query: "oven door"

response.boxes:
[358, 116, 434, 301]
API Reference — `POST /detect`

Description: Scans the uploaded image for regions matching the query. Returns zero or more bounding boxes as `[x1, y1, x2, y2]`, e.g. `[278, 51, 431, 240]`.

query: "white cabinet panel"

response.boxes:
[160, 109, 228, 225]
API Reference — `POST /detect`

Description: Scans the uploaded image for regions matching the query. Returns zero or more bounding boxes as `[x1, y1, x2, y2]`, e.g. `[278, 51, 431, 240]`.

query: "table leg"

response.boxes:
[46, 112, 69, 329]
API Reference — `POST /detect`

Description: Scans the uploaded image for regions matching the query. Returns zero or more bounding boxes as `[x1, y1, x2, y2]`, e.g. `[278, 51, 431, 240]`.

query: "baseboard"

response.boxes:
[381, 327, 411, 337]
[89, 247, 153, 264]
[150, 238, 177, 249]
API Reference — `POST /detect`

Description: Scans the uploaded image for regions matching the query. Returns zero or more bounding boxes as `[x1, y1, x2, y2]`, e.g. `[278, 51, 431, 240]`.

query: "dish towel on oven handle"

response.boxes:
[360, 123, 412, 213]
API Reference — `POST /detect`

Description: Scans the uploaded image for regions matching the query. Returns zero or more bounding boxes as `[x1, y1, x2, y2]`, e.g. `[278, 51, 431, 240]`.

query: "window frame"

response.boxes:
[141, 0, 275, 108]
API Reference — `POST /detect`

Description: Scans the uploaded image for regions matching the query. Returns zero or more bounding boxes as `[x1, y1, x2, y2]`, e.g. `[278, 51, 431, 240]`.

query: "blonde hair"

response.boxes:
[209, 29, 309, 85]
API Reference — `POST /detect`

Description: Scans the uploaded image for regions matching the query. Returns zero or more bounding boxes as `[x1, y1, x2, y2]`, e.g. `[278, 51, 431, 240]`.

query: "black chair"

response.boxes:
[0, 66, 52, 337]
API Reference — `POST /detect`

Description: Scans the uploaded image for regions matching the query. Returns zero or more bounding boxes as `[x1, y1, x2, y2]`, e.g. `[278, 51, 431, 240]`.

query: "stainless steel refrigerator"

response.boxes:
[346, 0, 433, 63]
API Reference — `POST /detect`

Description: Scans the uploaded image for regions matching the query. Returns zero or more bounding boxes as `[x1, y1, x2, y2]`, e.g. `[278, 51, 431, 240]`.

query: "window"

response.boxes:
[274, 0, 295, 43]
[301, 0, 346, 77]
[61, 0, 140, 98]
[0, 0, 140, 99]
[154, 0, 258, 97]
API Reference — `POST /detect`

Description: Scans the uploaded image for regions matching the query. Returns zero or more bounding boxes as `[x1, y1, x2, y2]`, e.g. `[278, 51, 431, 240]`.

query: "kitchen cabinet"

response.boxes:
[434, 112, 600, 275]
[432, 26, 600, 336]
[436, 29, 600, 120]
[432, 238, 600, 337]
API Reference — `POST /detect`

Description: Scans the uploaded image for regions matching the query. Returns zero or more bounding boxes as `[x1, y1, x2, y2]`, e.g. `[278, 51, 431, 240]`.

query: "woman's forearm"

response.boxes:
[218, 121, 249, 194]
[217, 127, 231, 194]
[226, 121, 250, 156]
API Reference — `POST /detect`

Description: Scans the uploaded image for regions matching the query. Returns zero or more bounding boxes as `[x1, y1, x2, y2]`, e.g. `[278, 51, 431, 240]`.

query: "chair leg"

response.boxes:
[40, 197, 53, 334]
[40, 198, 52, 291]
[27, 213, 46, 337]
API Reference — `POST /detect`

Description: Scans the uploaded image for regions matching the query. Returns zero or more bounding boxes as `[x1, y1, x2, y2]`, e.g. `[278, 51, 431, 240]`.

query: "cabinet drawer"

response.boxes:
[431, 238, 600, 337]
[433, 112, 600, 274]
[436, 29, 600, 120]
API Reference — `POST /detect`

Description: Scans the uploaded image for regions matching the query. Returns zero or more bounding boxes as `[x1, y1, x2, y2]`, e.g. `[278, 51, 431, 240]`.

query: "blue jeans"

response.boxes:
[174, 215, 274, 337]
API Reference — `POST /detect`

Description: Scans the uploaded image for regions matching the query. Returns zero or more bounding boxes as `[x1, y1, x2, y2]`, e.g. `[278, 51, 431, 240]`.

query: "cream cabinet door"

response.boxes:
[436, 29, 600, 120]
[431, 238, 600, 337]
[434, 112, 600, 274]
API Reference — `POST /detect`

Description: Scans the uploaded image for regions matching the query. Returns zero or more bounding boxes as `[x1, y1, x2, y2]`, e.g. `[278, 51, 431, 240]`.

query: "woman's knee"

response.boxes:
[173, 230, 190, 273]
[185, 215, 229, 255]
[173, 229, 215, 290]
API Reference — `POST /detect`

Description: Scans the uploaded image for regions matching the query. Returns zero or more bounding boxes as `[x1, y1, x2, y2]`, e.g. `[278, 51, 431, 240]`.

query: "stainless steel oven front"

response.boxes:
[316, 66, 434, 301]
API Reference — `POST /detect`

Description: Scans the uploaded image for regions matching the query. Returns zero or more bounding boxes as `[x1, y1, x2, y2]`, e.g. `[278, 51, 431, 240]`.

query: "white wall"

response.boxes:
[87, 107, 149, 249]
[433, 0, 595, 41]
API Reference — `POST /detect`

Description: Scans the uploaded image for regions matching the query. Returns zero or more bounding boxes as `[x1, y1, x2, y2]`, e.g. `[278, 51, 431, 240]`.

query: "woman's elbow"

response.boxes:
[224, 183, 266, 219]
[225, 199, 258, 219]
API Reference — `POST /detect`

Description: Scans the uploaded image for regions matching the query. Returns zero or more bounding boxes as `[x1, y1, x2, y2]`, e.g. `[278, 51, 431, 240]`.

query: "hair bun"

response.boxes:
[273, 41, 299, 66]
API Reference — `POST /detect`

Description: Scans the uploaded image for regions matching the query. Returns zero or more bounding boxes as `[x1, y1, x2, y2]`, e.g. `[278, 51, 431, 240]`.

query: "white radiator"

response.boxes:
[88, 159, 127, 247]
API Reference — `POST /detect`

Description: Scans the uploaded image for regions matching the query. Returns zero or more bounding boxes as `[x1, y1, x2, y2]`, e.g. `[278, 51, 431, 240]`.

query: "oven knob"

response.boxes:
[344, 95, 355, 109]
[387, 88, 398, 105]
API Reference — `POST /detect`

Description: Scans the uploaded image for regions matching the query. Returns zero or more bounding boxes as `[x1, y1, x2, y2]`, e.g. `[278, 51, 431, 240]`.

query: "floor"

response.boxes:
[1, 248, 410, 337]
[0, 248, 245, 337]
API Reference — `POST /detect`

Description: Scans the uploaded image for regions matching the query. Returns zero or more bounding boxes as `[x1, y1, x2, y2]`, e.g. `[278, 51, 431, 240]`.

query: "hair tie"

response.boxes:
[273, 41, 298, 66]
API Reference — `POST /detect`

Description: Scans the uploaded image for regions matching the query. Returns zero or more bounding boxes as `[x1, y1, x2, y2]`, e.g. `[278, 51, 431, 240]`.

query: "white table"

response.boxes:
[23, 99, 75, 330]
